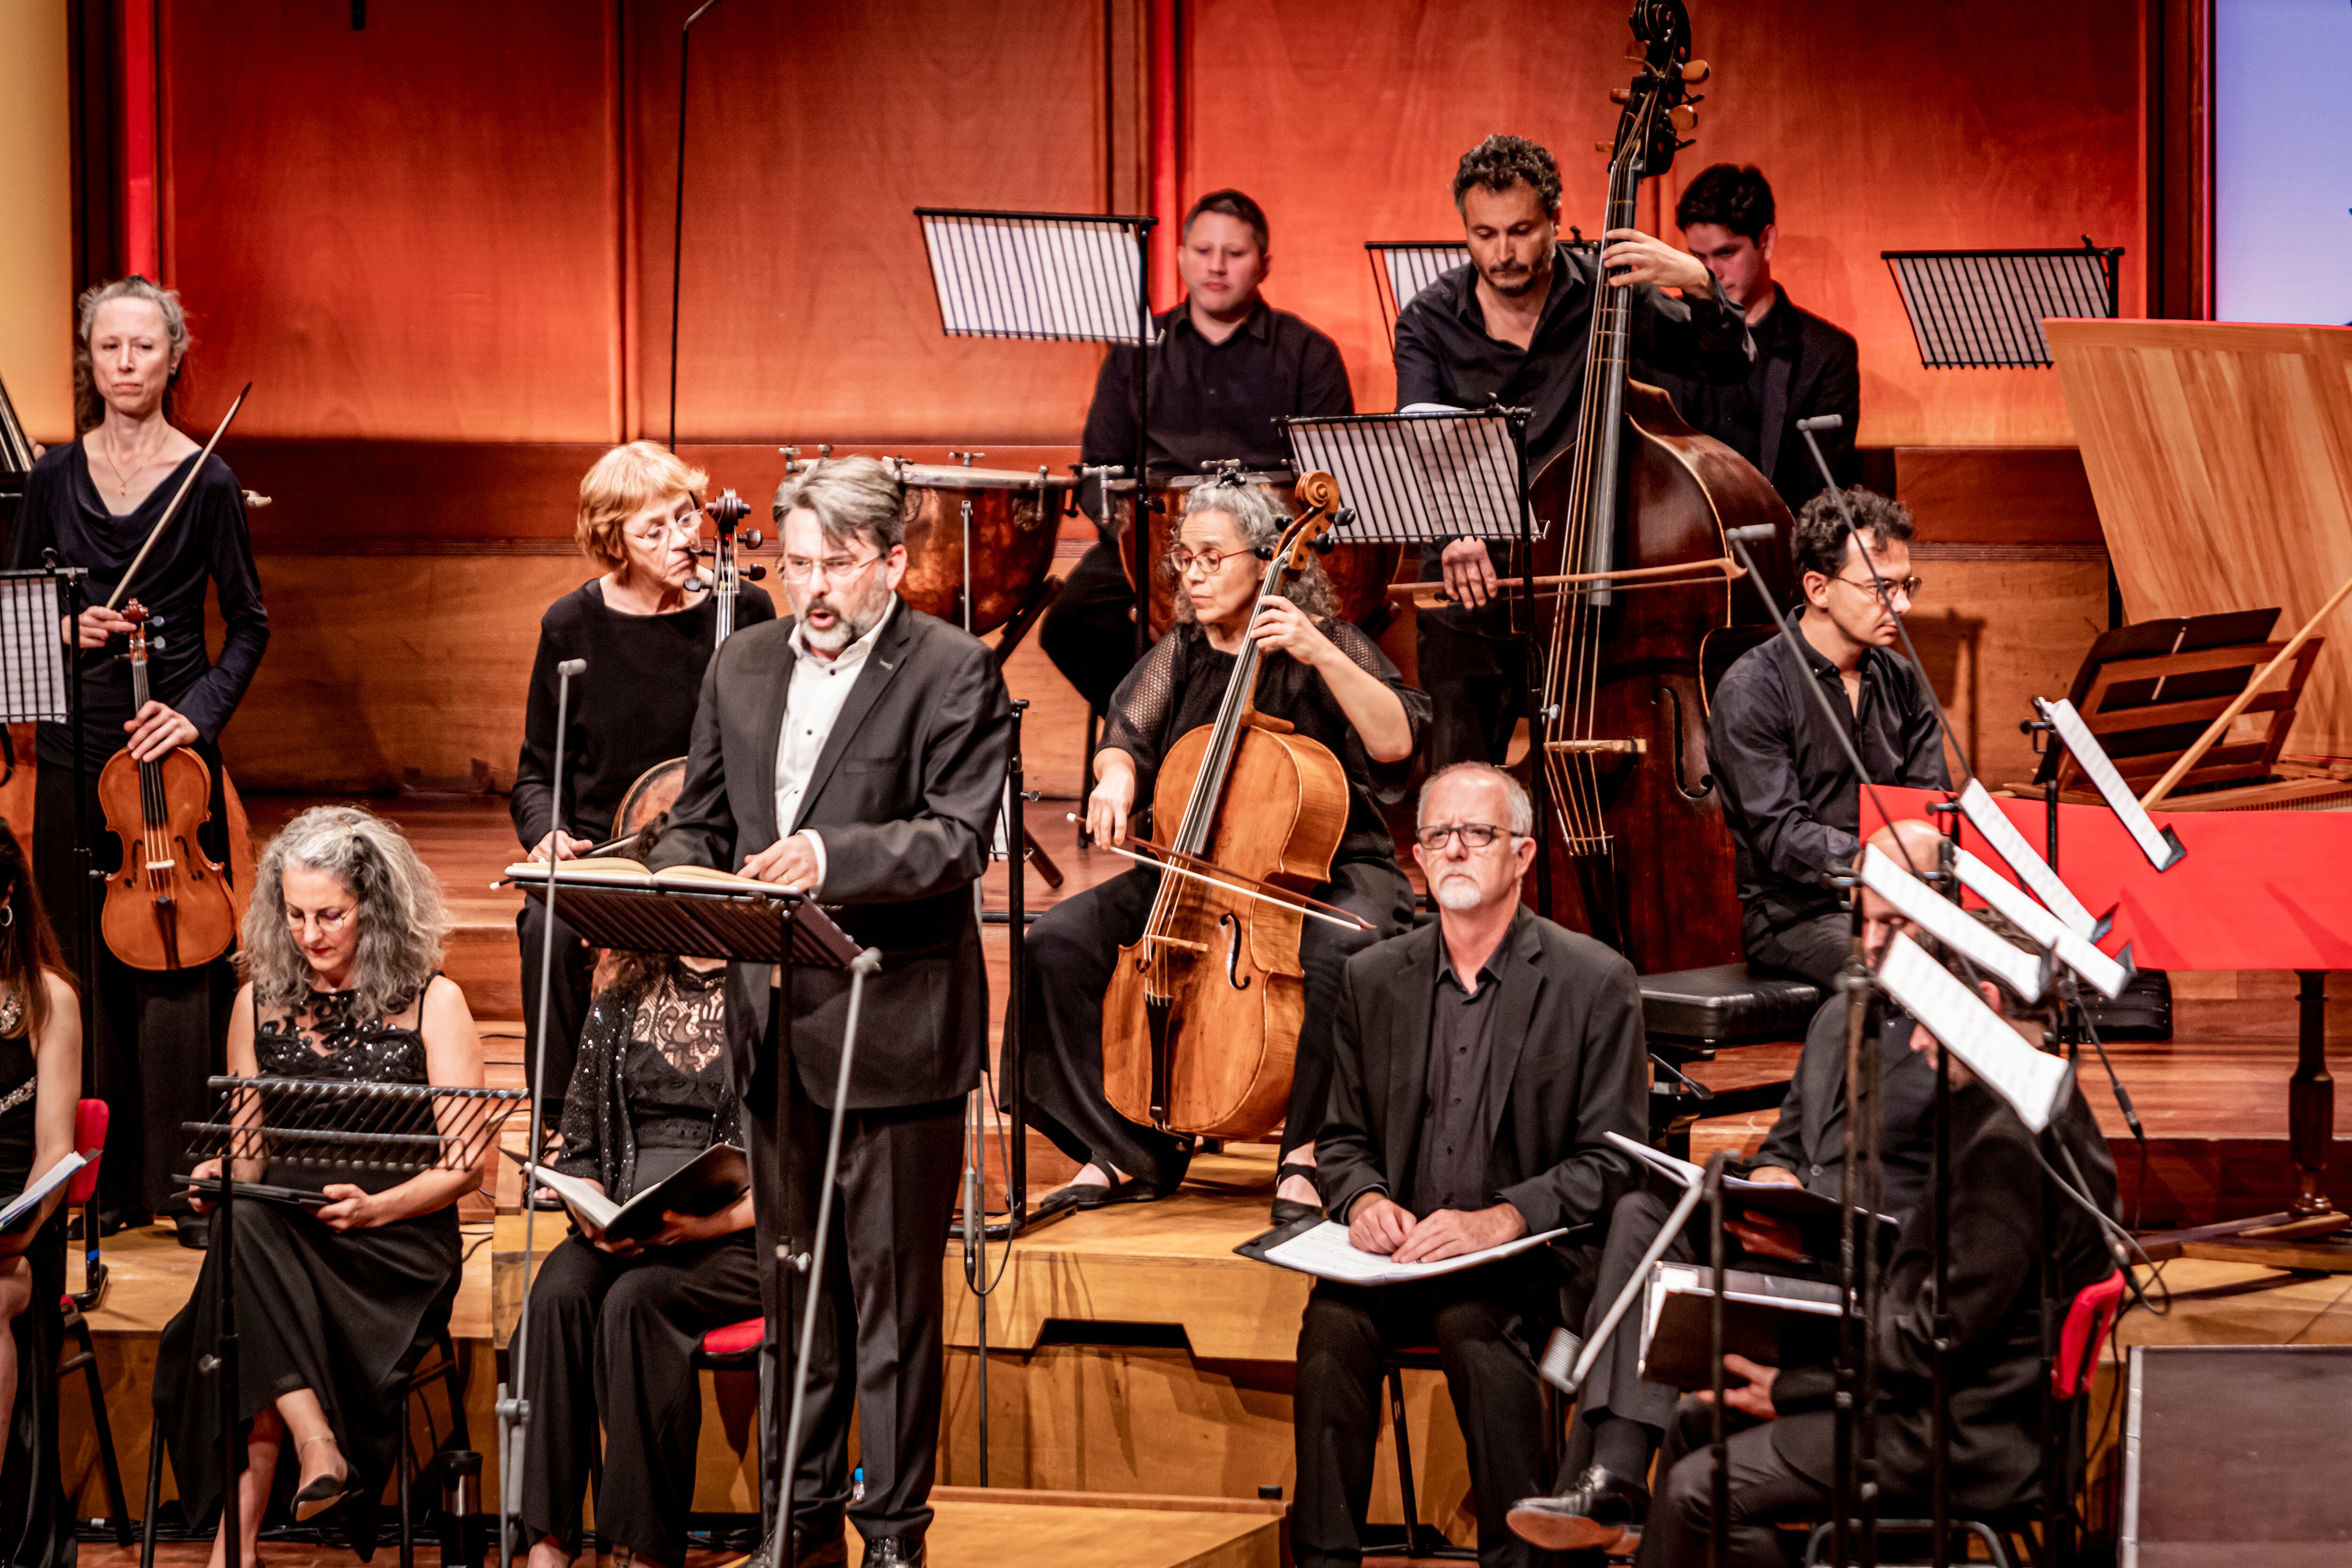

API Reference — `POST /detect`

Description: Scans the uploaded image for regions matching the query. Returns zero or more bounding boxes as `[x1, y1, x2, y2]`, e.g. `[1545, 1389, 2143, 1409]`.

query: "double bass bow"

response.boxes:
[1099, 471, 1354, 1140]
[1531, 0, 1792, 972]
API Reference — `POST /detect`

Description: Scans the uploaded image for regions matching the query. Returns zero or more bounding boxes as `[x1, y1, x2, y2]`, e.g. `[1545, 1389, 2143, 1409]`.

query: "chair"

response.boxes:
[58, 1098, 134, 1544]
[137, 1325, 476, 1568]
[690, 1315, 775, 1548]
[1640, 965, 1818, 1158]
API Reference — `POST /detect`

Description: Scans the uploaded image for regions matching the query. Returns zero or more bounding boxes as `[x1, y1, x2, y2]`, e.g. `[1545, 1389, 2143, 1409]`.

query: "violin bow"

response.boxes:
[103, 381, 253, 613]
[1068, 818, 1375, 932]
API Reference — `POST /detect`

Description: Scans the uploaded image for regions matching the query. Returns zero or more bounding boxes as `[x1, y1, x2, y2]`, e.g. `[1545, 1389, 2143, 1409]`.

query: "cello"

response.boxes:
[96, 603, 238, 971]
[1531, 0, 1792, 973]
[1100, 472, 1351, 1139]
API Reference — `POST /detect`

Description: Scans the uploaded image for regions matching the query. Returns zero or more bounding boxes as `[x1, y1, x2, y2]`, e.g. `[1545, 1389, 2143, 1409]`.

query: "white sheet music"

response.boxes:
[0, 575, 69, 724]
[1955, 779, 2096, 935]
[1284, 411, 1527, 543]
[918, 213, 1153, 344]
[2035, 697, 2185, 870]
[1259, 1219, 1565, 1285]
[1953, 849, 2131, 1000]
[1877, 933, 2071, 1133]
[1859, 844, 2047, 1003]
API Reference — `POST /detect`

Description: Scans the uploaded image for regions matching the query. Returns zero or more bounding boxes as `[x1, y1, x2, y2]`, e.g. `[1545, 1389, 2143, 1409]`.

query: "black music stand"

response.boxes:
[1279, 408, 1549, 912]
[1, 565, 92, 1057]
[168, 1075, 524, 1568]
[506, 875, 855, 1558]
[1882, 241, 2123, 369]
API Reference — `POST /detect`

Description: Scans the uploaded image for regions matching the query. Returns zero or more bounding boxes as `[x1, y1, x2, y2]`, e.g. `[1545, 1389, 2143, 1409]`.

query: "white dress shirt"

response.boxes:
[771, 597, 894, 895]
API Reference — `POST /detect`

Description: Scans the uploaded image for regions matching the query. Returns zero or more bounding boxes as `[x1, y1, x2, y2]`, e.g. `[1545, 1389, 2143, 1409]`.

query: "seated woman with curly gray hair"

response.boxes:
[152, 805, 485, 1568]
[513, 947, 757, 1568]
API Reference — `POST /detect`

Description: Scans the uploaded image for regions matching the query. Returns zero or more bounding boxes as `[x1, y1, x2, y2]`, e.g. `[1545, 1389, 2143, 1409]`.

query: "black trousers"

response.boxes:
[32, 755, 231, 1218]
[1417, 615, 1528, 772]
[1570, 1188, 1695, 1448]
[1633, 1399, 1832, 1568]
[1741, 907, 1849, 994]
[1017, 858, 1413, 1189]
[517, 1230, 762, 1568]
[1038, 539, 1144, 715]
[516, 898, 596, 1115]
[1293, 1265, 1570, 1568]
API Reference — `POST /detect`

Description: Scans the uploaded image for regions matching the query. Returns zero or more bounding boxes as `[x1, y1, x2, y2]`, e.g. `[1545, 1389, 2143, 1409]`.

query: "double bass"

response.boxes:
[1100, 473, 1351, 1139]
[1532, 0, 1791, 972]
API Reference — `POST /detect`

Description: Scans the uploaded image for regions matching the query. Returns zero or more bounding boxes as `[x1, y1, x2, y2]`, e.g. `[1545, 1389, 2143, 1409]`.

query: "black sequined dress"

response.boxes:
[154, 988, 464, 1557]
[0, 1019, 72, 1568]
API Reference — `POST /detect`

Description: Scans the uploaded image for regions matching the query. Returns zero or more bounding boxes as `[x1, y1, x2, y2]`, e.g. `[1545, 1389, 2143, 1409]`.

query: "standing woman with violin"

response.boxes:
[5, 276, 268, 1245]
[511, 441, 773, 1126]
[1017, 478, 1429, 1222]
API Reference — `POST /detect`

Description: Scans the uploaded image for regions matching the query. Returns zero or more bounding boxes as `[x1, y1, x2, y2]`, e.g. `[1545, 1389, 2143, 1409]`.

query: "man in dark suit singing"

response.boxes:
[650, 455, 1011, 1568]
[1294, 761, 1647, 1568]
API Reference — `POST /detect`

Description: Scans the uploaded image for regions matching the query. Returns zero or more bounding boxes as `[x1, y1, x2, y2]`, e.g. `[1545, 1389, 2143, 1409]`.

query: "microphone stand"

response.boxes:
[497, 655, 585, 1568]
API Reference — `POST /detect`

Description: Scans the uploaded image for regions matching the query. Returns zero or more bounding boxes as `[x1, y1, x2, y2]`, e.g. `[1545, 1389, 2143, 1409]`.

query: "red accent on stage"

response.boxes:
[1148, 0, 1182, 311]
[1864, 785, 2352, 971]
[117, 0, 159, 279]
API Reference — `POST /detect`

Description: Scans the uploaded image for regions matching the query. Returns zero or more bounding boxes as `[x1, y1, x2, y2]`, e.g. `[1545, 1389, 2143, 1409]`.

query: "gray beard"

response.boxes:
[796, 581, 890, 653]
[1432, 874, 1484, 911]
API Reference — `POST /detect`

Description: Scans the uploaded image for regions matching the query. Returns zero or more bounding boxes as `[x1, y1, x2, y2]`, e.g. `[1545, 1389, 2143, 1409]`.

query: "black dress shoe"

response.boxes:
[863, 1537, 923, 1567]
[173, 1212, 211, 1250]
[1507, 1465, 1650, 1552]
[1036, 1173, 1174, 1218]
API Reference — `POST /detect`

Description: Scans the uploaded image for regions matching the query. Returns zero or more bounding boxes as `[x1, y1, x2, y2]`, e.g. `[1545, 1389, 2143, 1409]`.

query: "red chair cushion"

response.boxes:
[700, 1317, 765, 1359]
[67, 1101, 107, 1208]
[2054, 1269, 2127, 1399]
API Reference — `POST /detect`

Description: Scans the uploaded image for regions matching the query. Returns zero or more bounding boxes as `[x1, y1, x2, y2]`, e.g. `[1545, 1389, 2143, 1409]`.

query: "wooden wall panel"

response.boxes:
[633, 0, 1110, 444]
[1183, 0, 2144, 446]
[157, 0, 621, 441]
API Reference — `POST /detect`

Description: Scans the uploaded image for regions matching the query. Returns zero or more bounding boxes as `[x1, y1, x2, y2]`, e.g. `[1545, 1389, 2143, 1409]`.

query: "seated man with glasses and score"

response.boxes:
[1705, 488, 1948, 991]
[1015, 477, 1430, 1223]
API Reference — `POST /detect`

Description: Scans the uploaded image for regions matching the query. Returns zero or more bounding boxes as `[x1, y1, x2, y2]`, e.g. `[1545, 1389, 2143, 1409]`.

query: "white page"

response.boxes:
[1260, 1219, 1565, 1285]
[2035, 698, 2184, 870]
[1953, 849, 2130, 1000]
[518, 1160, 621, 1231]
[1860, 844, 2047, 1002]
[1955, 780, 2096, 936]
[1877, 934, 2070, 1133]
[0, 1153, 83, 1232]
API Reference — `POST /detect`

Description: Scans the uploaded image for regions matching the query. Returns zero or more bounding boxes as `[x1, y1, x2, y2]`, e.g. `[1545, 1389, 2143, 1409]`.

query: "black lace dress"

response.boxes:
[0, 1015, 71, 1568]
[154, 988, 465, 1557]
[519, 962, 758, 1568]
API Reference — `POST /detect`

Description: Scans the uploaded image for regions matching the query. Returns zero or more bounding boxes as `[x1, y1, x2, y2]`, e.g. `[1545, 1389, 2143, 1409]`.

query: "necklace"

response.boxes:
[93, 429, 167, 501]
[0, 992, 19, 1036]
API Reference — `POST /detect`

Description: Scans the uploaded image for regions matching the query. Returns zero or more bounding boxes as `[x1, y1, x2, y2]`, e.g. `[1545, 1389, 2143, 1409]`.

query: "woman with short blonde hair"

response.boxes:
[510, 443, 774, 1121]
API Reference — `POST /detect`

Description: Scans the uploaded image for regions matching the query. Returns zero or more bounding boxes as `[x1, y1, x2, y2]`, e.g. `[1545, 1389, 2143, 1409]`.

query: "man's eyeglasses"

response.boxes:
[1415, 821, 1512, 851]
[780, 552, 883, 585]
[1832, 572, 1924, 601]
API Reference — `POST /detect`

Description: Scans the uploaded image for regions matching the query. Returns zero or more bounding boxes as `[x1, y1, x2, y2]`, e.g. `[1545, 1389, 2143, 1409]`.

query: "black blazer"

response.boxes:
[1751, 995, 1937, 1224]
[1643, 291, 1859, 516]
[647, 601, 1012, 1110]
[1313, 909, 1648, 1246]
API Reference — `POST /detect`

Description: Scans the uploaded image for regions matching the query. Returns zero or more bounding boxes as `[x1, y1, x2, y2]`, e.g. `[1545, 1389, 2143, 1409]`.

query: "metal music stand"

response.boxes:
[1365, 241, 1470, 344]
[168, 1075, 524, 1568]
[913, 207, 1158, 654]
[1279, 409, 1553, 912]
[1882, 241, 2123, 368]
[1, 566, 92, 1052]
[503, 874, 855, 1558]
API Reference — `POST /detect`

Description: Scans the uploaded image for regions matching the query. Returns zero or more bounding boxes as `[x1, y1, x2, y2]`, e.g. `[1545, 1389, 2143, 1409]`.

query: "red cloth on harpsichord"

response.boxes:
[1862, 785, 2352, 972]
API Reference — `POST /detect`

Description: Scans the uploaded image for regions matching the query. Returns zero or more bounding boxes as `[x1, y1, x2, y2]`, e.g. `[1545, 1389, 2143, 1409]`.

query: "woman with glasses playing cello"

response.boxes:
[1017, 478, 1430, 1223]
[511, 443, 775, 1125]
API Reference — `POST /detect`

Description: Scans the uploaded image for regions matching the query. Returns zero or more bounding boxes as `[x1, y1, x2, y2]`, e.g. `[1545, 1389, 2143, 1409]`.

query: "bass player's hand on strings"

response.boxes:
[1440, 538, 1499, 608]
[1086, 750, 1138, 849]
[125, 700, 198, 763]
[1598, 227, 1716, 295]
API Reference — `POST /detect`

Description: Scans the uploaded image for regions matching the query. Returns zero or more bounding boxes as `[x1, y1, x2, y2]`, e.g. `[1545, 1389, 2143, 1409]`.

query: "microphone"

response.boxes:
[1724, 524, 1777, 544]
[1795, 414, 1844, 432]
[556, 658, 586, 677]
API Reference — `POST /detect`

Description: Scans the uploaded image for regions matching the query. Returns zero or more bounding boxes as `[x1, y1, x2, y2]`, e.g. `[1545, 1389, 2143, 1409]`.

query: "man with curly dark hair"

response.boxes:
[1704, 487, 1948, 989]
[1397, 133, 1755, 770]
[1642, 163, 1861, 514]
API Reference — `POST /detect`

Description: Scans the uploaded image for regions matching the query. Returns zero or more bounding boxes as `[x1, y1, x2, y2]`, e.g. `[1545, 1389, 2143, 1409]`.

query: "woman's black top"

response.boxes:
[7, 442, 268, 768]
[0, 1026, 36, 1195]
[1102, 616, 1430, 867]
[254, 986, 441, 1194]
[554, 962, 739, 1203]
[511, 578, 776, 848]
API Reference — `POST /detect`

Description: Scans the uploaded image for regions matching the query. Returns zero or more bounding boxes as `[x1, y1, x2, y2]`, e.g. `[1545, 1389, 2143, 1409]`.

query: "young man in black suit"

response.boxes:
[1295, 761, 1648, 1568]
[649, 456, 1013, 1568]
[1640, 164, 1861, 516]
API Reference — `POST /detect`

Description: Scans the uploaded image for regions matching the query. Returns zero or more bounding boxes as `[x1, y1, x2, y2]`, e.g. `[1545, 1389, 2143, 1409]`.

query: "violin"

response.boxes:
[1099, 472, 1352, 1139]
[97, 603, 238, 971]
[1530, 0, 1792, 971]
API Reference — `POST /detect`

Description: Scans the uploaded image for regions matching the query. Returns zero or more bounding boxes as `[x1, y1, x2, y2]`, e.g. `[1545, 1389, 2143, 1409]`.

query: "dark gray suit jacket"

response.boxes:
[1313, 909, 1648, 1248]
[1751, 994, 1936, 1223]
[647, 600, 1011, 1110]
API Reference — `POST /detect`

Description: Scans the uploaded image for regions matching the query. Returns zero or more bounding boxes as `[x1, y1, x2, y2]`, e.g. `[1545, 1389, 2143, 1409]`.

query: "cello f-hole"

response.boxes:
[1219, 911, 1251, 991]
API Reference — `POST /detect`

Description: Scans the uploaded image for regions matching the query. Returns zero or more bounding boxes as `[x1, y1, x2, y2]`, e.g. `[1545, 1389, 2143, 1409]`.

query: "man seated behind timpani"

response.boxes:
[1292, 761, 1647, 1568]
[1015, 477, 1429, 1224]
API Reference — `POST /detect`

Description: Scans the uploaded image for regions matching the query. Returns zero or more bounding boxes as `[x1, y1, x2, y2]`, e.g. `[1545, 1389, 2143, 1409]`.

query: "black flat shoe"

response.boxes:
[1506, 1465, 1651, 1553]
[1271, 1159, 1322, 1226]
[173, 1213, 211, 1250]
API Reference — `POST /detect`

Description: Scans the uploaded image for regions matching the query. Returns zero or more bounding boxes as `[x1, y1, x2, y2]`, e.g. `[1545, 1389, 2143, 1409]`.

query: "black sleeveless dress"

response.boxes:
[154, 988, 464, 1556]
[0, 1024, 72, 1568]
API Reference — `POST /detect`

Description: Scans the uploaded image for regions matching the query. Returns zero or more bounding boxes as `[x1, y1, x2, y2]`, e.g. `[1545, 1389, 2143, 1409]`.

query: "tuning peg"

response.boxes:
[1681, 58, 1710, 83]
[743, 565, 767, 581]
[743, 528, 764, 549]
[1669, 104, 1697, 132]
[1597, 140, 1613, 153]
[1609, 86, 1631, 104]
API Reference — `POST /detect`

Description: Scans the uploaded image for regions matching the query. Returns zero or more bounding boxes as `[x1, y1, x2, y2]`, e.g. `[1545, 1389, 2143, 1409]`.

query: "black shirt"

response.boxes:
[9, 443, 269, 768]
[1408, 943, 1504, 1217]
[1101, 617, 1429, 867]
[1081, 298, 1354, 481]
[1392, 246, 1752, 630]
[1706, 617, 1950, 931]
[511, 578, 777, 847]
[1645, 288, 1861, 516]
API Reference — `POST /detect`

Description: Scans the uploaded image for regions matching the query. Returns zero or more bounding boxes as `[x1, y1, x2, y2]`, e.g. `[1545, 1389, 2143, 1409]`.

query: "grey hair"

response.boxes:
[74, 275, 190, 433]
[239, 805, 448, 1022]
[1172, 478, 1336, 622]
[1417, 762, 1535, 836]
[771, 455, 909, 553]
